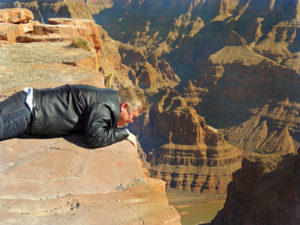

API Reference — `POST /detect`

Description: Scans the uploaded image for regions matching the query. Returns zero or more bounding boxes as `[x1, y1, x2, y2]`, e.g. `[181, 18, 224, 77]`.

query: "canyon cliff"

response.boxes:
[91, 0, 300, 156]
[0, 9, 181, 225]
[1, 0, 299, 209]
[130, 88, 243, 194]
[2, 1, 299, 155]
[0, 0, 93, 23]
[211, 151, 300, 225]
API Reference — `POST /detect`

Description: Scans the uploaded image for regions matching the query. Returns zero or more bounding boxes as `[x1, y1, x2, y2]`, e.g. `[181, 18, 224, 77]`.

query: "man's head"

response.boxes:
[117, 87, 148, 127]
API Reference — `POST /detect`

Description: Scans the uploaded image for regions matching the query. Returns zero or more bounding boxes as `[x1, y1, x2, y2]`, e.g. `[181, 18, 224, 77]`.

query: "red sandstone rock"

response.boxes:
[0, 137, 181, 225]
[48, 18, 101, 49]
[0, 38, 181, 225]
[225, 101, 299, 155]
[0, 23, 21, 44]
[211, 152, 300, 225]
[0, 9, 102, 71]
[131, 88, 243, 194]
[0, 21, 40, 44]
[0, 8, 34, 24]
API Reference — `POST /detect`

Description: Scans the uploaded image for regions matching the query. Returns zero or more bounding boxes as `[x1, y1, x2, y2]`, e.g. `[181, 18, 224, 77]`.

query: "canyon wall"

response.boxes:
[211, 151, 300, 225]
[0, 9, 181, 225]
[131, 88, 243, 194]
[1, 0, 299, 199]
[2, 0, 299, 154]
[92, 0, 300, 155]
[0, 0, 93, 23]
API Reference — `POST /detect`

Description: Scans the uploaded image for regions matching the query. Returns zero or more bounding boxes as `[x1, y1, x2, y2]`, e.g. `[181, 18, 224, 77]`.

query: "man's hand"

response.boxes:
[127, 132, 137, 149]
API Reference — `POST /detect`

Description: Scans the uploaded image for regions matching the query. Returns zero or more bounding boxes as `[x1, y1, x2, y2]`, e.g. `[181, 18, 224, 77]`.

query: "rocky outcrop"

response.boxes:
[86, 0, 113, 14]
[0, 135, 181, 225]
[0, 9, 101, 71]
[119, 43, 180, 88]
[97, 25, 180, 89]
[211, 152, 300, 225]
[196, 46, 300, 153]
[131, 88, 243, 194]
[0, 8, 33, 23]
[91, 0, 300, 156]
[0, 0, 93, 23]
[0, 8, 38, 44]
[0, 10, 181, 224]
[225, 100, 300, 154]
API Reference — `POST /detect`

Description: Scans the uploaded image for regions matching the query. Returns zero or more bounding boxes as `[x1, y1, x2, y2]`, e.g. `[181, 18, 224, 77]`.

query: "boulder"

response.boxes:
[0, 21, 39, 44]
[0, 23, 23, 44]
[0, 8, 34, 24]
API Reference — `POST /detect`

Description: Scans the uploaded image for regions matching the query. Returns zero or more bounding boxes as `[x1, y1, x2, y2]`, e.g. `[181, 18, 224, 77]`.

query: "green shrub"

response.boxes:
[70, 37, 90, 51]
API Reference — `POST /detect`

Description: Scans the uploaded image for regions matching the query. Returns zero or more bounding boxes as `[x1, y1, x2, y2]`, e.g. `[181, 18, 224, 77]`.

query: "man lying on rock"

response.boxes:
[0, 85, 148, 148]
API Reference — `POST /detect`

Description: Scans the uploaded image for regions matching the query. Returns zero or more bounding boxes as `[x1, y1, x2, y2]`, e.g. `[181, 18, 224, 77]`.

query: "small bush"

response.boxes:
[70, 37, 90, 51]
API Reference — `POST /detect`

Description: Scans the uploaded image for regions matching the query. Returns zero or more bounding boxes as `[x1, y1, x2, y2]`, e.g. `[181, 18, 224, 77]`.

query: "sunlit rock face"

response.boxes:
[1, 0, 300, 200]
[91, 0, 300, 153]
[2, 1, 299, 154]
[211, 152, 300, 225]
[0, 0, 93, 23]
[0, 136, 181, 225]
[0, 9, 181, 224]
[196, 45, 300, 154]
[131, 88, 243, 194]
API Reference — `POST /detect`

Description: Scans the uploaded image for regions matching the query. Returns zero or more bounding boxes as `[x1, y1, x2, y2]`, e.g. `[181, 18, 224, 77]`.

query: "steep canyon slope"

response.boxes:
[92, 0, 300, 155]
[211, 152, 300, 225]
[1, 0, 300, 197]
[0, 9, 181, 225]
[131, 88, 243, 194]
[1, 1, 298, 224]
[0, 0, 93, 23]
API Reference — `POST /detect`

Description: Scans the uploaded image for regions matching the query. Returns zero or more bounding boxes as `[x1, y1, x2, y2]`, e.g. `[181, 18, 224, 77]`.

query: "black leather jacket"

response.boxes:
[30, 84, 129, 148]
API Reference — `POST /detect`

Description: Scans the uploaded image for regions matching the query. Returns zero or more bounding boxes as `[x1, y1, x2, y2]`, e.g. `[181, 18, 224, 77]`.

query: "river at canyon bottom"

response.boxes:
[166, 190, 225, 225]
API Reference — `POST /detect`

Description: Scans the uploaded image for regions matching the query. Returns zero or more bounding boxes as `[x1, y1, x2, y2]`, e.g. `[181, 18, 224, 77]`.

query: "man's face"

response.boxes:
[118, 102, 140, 127]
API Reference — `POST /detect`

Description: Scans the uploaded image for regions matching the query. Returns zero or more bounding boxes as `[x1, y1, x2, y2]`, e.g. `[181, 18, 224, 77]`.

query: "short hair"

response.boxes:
[118, 87, 149, 112]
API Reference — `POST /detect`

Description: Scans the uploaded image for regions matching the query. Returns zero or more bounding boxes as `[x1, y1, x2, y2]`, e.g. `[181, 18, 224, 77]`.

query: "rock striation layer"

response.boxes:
[211, 152, 300, 225]
[91, 0, 300, 155]
[97, 25, 180, 89]
[0, 137, 181, 225]
[131, 88, 243, 194]
[0, 8, 181, 224]
[0, 8, 33, 23]
[0, 0, 93, 23]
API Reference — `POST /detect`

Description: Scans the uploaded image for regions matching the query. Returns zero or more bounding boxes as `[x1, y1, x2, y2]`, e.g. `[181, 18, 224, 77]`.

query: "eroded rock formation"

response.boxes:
[90, 0, 300, 155]
[97, 25, 180, 89]
[0, 7, 33, 23]
[0, 0, 93, 23]
[131, 88, 243, 194]
[0, 9, 181, 225]
[211, 152, 300, 225]
[0, 135, 181, 225]
[225, 100, 300, 154]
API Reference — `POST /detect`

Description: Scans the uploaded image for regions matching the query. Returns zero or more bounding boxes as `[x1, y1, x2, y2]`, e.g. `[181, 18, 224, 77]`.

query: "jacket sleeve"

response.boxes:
[84, 103, 129, 148]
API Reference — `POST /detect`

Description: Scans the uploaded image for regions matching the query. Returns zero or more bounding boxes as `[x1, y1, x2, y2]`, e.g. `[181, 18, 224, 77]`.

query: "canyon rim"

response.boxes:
[1, 0, 300, 224]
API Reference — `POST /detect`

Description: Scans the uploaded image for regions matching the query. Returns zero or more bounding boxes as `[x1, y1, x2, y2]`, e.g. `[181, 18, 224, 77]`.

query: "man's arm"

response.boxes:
[84, 104, 129, 148]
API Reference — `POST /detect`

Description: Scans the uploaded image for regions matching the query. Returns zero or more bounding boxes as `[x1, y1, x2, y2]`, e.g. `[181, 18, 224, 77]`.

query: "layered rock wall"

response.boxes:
[0, 136, 181, 225]
[0, 0, 93, 23]
[131, 88, 243, 194]
[211, 152, 300, 225]
[0, 9, 102, 72]
[0, 8, 181, 224]
[93, 0, 300, 155]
